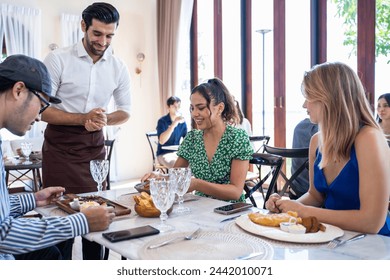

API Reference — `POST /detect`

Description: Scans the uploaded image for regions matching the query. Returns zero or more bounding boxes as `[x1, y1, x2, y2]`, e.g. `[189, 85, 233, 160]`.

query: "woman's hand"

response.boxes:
[265, 193, 282, 213]
[34, 186, 66, 207]
[141, 171, 162, 182]
[275, 199, 306, 216]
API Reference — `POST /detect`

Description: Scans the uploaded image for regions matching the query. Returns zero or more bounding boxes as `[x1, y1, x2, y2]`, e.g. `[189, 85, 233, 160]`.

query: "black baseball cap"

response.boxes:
[0, 54, 61, 104]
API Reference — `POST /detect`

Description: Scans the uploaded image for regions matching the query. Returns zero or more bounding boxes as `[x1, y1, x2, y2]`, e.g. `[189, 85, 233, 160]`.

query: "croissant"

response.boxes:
[248, 211, 302, 227]
[133, 192, 161, 217]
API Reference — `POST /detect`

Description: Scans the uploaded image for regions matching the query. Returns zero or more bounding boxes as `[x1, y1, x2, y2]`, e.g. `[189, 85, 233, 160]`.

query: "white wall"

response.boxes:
[2, 0, 162, 181]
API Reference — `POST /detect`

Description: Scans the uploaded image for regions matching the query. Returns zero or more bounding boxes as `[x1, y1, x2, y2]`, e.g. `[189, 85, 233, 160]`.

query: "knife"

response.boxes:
[220, 214, 242, 223]
[235, 251, 265, 260]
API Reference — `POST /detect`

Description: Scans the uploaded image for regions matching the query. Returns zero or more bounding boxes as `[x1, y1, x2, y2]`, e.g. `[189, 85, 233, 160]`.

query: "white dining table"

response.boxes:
[36, 187, 390, 260]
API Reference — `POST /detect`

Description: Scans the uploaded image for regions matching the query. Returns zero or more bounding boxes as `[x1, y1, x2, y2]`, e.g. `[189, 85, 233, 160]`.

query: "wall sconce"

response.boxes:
[135, 52, 145, 74]
[48, 43, 59, 51]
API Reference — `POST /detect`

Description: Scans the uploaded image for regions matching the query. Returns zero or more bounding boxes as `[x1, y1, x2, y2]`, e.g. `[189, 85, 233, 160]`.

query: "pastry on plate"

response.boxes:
[248, 211, 302, 227]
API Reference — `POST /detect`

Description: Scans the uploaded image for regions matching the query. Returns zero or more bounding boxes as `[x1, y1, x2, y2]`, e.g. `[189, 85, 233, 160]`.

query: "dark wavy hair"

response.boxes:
[377, 93, 390, 123]
[190, 78, 238, 125]
[82, 2, 120, 30]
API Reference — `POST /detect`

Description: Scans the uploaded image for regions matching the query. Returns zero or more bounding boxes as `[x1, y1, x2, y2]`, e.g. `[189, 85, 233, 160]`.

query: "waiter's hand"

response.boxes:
[84, 108, 107, 131]
[34, 186, 66, 207]
[85, 119, 104, 131]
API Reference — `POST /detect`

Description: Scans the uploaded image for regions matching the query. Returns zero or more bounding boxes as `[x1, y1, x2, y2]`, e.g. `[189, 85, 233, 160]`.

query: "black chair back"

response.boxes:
[244, 152, 284, 208]
[104, 139, 115, 190]
[145, 132, 168, 173]
[249, 135, 270, 153]
[263, 145, 309, 198]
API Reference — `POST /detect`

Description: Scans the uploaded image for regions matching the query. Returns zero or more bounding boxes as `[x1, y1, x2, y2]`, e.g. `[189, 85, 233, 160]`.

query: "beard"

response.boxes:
[84, 33, 109, 57]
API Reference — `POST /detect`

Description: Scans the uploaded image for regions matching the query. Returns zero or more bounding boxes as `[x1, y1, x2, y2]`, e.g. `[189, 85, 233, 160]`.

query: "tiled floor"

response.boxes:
[71, 179, 266, 260]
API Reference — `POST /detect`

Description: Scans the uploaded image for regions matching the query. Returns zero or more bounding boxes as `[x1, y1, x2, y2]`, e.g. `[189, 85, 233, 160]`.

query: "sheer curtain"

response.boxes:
[0, 4, 41, 58]
[61, 13, 82, 47]
[0, 4, 42, 139]
[157, 0, 194, 114]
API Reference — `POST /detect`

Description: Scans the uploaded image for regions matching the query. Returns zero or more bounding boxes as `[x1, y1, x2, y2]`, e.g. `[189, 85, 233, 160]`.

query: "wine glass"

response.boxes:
[90, 159, 109, 195]
[149, 178, 176, 232]
[20, 142, 33, 165]
[169, 167, 192, 214]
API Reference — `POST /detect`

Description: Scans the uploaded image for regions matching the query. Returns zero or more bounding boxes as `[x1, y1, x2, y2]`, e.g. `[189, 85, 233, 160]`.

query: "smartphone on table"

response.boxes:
[214, 202, 253, 215]
[102, 225, 160, 242]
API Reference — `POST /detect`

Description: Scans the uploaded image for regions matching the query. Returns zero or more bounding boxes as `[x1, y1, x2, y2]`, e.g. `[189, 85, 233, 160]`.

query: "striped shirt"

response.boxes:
[0, 140, 89, 260]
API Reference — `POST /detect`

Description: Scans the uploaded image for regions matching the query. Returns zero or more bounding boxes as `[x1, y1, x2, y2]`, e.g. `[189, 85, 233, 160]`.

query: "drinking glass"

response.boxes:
[20, 142, 33, 165]
[90, 159, 109, 195]
[169, 167, 192, 214]
[149, 178, 176, 232]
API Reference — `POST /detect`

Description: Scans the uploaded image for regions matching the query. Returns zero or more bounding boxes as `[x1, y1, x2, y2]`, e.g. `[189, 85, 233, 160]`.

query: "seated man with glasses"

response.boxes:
[0, 54, 114, 260]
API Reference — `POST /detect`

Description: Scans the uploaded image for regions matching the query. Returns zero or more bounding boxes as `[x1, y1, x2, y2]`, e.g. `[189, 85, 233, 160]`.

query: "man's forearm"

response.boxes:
[106, 110, 130, 126]
[41, 107, 86, 126]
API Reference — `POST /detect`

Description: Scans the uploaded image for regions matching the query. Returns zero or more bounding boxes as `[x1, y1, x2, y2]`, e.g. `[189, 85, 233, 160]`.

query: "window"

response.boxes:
[285, 0, 311, 148]
[251, 0, 273, 139]
[197, 0, 214, 83]
[222, 0, 241, 102]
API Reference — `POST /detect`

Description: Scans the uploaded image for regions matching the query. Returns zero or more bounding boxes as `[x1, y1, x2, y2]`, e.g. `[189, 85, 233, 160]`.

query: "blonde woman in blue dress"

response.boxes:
[266, 62, 390, 236]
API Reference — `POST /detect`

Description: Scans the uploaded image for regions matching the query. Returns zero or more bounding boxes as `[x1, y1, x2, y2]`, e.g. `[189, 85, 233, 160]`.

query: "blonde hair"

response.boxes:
[302, 62, 378, 168]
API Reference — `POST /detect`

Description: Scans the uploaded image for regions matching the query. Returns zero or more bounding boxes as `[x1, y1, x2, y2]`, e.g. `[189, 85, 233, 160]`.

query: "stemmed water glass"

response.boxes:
[149, 178, 176, 232]
[20, 142, 33, 165]
[90, 159, 109, 195]
[169, 167, 192, 214]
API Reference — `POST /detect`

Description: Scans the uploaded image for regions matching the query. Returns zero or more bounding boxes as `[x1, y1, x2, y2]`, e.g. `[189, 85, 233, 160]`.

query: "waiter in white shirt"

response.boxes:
[41, 2, 130, 260]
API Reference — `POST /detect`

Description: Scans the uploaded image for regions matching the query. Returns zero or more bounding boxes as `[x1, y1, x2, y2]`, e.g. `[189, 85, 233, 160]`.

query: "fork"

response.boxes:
[147, 228, 201, 249]
[327, 233, 366, 249]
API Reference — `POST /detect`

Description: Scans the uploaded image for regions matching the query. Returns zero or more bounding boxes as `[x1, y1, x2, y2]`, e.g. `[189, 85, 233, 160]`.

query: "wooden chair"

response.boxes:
[145, 131, 169, 174]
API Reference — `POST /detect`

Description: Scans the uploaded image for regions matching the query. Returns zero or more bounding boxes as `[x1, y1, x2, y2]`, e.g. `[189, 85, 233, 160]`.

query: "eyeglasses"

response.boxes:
[29, 90, 50, 114]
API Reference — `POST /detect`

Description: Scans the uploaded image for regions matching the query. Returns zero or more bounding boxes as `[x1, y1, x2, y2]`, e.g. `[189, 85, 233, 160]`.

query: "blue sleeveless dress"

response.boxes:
[314, 145, 390, 236]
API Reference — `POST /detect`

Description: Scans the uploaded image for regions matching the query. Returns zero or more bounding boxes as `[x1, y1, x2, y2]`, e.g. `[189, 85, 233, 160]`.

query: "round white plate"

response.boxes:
[139, 230, 274, 260]
[235, 215, 344, 243]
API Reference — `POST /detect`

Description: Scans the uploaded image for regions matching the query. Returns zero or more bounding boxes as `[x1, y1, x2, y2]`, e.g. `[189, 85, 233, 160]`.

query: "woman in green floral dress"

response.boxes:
[143, 78, 253, 202]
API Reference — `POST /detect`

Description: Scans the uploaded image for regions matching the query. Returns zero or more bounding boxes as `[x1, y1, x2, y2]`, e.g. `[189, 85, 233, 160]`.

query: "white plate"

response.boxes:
[139, 230, 274, 260]
[235, 215, 344, 243]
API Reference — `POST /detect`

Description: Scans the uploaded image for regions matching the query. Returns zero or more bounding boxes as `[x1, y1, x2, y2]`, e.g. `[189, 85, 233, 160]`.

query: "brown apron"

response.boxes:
[42, 124, 106, 194]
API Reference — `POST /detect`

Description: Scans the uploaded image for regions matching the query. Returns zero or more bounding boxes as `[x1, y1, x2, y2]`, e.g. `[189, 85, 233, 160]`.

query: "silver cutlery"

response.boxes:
[235, 251, 265, 260]
[220, 214, 242, 223]
[327, 233, 366, 249]
[147, 228, 201, 249]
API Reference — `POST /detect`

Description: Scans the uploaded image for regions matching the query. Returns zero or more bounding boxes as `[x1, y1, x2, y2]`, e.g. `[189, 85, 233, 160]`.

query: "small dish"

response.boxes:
[279, 217, 305, 234]
[280, 222, 293, 233]
[287, 224, 306, 234]
[69, 198, 81, 211]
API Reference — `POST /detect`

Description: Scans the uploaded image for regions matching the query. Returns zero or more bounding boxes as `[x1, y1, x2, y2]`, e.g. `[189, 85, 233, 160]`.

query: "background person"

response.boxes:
[0, 54, 114, 260]
[235, 100, 252, 136]
[42, 2, 130, 260]
[266, 62, 390, 236]
[156, 96, 187, 168]
[143, 78, 253, 202]
[376, 93, 390, 145]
